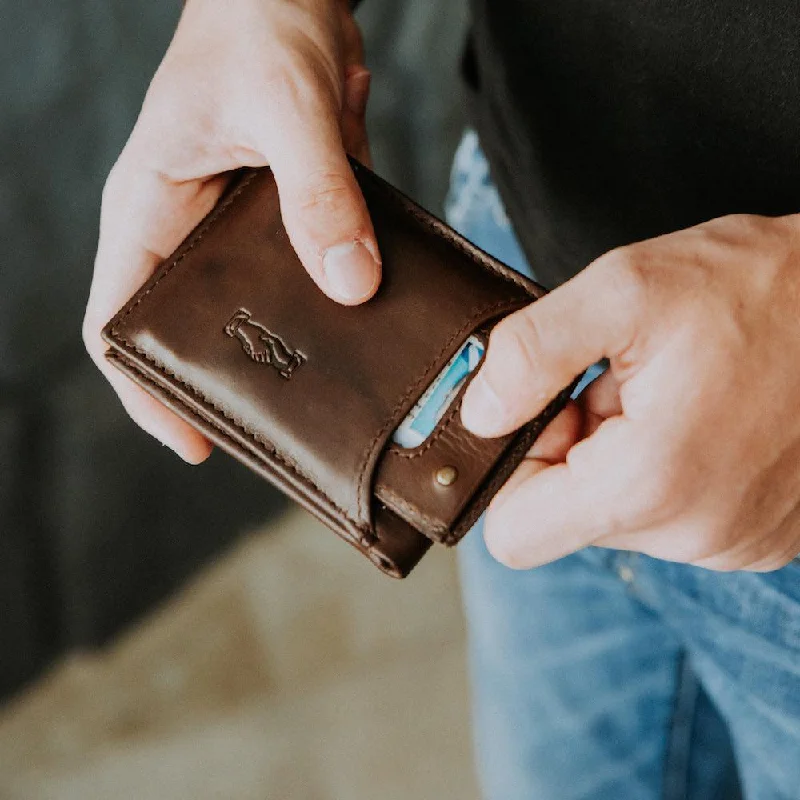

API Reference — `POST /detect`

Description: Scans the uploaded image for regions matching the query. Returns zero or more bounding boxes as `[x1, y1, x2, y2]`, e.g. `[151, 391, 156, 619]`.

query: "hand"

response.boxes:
[461, 214, 800, 572]
[83, 0, 377, 463]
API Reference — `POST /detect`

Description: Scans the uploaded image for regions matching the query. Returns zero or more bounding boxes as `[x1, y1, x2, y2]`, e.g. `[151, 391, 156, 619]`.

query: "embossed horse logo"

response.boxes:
[224, 309, 305, 379]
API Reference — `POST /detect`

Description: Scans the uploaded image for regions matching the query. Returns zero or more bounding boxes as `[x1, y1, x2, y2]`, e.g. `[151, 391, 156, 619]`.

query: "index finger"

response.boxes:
[482, 415, 638, 569]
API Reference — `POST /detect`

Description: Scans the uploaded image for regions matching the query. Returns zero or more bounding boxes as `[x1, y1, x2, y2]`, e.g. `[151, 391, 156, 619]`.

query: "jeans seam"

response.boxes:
[662, 651, 700, 800]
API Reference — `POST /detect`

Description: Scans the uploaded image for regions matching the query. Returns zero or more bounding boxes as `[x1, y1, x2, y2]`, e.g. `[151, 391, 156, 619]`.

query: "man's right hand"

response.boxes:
[83, 0, 378, 463]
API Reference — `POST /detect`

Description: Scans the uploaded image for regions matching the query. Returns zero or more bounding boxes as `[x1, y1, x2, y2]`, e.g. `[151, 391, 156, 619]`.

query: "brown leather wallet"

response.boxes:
[102, 161, 574, 578]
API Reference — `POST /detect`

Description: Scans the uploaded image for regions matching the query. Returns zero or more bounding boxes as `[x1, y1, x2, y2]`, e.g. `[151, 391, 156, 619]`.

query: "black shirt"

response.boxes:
[466, 0, 800, 288]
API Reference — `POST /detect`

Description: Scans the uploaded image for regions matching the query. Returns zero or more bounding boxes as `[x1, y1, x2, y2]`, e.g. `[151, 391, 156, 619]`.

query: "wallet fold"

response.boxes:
[103, 161, 575, 578]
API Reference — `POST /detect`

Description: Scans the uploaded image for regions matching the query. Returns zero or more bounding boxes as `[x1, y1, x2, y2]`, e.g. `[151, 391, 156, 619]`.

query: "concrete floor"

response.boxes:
[0, 508, 479, 800]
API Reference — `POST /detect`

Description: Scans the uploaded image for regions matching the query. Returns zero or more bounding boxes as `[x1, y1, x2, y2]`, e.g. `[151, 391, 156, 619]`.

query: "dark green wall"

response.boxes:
[0, 0, 467, 699]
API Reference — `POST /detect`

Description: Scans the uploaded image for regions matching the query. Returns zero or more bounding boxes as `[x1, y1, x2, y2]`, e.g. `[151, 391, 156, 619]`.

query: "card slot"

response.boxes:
[375, 375, 579, 546]
[373, 323, 514, 541]
[383, 327, 490, 459]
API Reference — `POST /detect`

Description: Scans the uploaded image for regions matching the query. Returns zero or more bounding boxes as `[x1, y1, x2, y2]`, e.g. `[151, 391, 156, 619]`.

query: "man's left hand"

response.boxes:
[461, 213, 800, 572]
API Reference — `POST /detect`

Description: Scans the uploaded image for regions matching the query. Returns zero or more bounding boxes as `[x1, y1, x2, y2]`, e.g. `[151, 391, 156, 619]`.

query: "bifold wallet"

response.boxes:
[102, 160, 574, 578]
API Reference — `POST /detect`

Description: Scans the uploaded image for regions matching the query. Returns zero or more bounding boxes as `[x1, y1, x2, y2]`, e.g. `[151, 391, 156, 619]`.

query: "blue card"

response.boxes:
[392, 336, 485, 448]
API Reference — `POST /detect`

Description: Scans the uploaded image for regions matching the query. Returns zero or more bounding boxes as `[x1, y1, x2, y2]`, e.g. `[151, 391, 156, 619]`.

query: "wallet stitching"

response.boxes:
[112, 296, 518, 537]
[103, 170, 360, 533]
[104, 170, 371, 531]
[355, 164, 536, 295]
[376, 397, 509, 537]
[108, 337, 370, 537]
[111, 349, 353, 534]
[383, 386, 467, 460]
[377, 487, 448, 536]
[353, 297, 524, 525]
[107, 352, 402, 570]
[109, 172, 259, 335]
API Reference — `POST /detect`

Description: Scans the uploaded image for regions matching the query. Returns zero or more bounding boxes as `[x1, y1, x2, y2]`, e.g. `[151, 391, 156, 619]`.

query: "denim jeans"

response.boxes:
[445, 131, 800, 800]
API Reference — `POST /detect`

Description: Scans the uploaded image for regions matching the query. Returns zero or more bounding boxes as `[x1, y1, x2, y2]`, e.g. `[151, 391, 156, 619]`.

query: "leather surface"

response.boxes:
[103, 161, 570, 577]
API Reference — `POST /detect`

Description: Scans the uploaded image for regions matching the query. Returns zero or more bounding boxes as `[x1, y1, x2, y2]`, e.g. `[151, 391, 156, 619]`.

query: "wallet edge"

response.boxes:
[104, 349, 433, 578]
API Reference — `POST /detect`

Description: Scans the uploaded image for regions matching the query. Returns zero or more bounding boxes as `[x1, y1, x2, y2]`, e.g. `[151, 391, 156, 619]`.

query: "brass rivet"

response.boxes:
[435, 465, 459, 487]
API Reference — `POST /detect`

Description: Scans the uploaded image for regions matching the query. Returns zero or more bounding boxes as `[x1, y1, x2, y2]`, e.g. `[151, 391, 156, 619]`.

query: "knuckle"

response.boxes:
[686, 524, 733, 564]
[126, 73, 221, 170]
[263, 66, 305, 108]
[599, 245, 650, 319]
[264, 53, 336, 115]
[135, 88, 180, 141]
[296, 173, 355, 217]
[721, 212, 755, 231]
[666, 514, 738, 565]
[628, 458, 682, 526]
[101, 153, 154, 213]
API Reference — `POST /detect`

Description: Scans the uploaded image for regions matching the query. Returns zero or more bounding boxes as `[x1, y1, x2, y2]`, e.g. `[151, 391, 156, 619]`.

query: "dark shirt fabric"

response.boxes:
[466, 0, 800, 288]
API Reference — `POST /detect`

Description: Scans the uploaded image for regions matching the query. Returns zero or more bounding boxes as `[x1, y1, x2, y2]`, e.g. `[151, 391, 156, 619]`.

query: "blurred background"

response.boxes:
[0, 0, 477, 797]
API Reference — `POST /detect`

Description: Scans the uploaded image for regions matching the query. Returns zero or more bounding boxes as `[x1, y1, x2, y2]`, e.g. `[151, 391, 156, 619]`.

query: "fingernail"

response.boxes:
[461, 372, 506, 436]
[322, 240, 380, 303]
[344, 67, 371, 117]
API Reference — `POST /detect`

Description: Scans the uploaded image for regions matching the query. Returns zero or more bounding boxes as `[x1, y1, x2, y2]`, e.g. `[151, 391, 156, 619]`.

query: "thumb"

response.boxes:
[260, 77, 381, 306]
[461, 252, 639, 437]
[341, 65, 373, 166]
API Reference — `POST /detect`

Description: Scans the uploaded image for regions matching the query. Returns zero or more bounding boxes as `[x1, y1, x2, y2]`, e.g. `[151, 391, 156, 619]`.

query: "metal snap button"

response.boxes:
[435, 465, 459, 486]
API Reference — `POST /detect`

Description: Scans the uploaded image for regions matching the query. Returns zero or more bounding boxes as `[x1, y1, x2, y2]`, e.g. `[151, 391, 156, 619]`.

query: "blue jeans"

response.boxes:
[446, 131, 800, 800]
